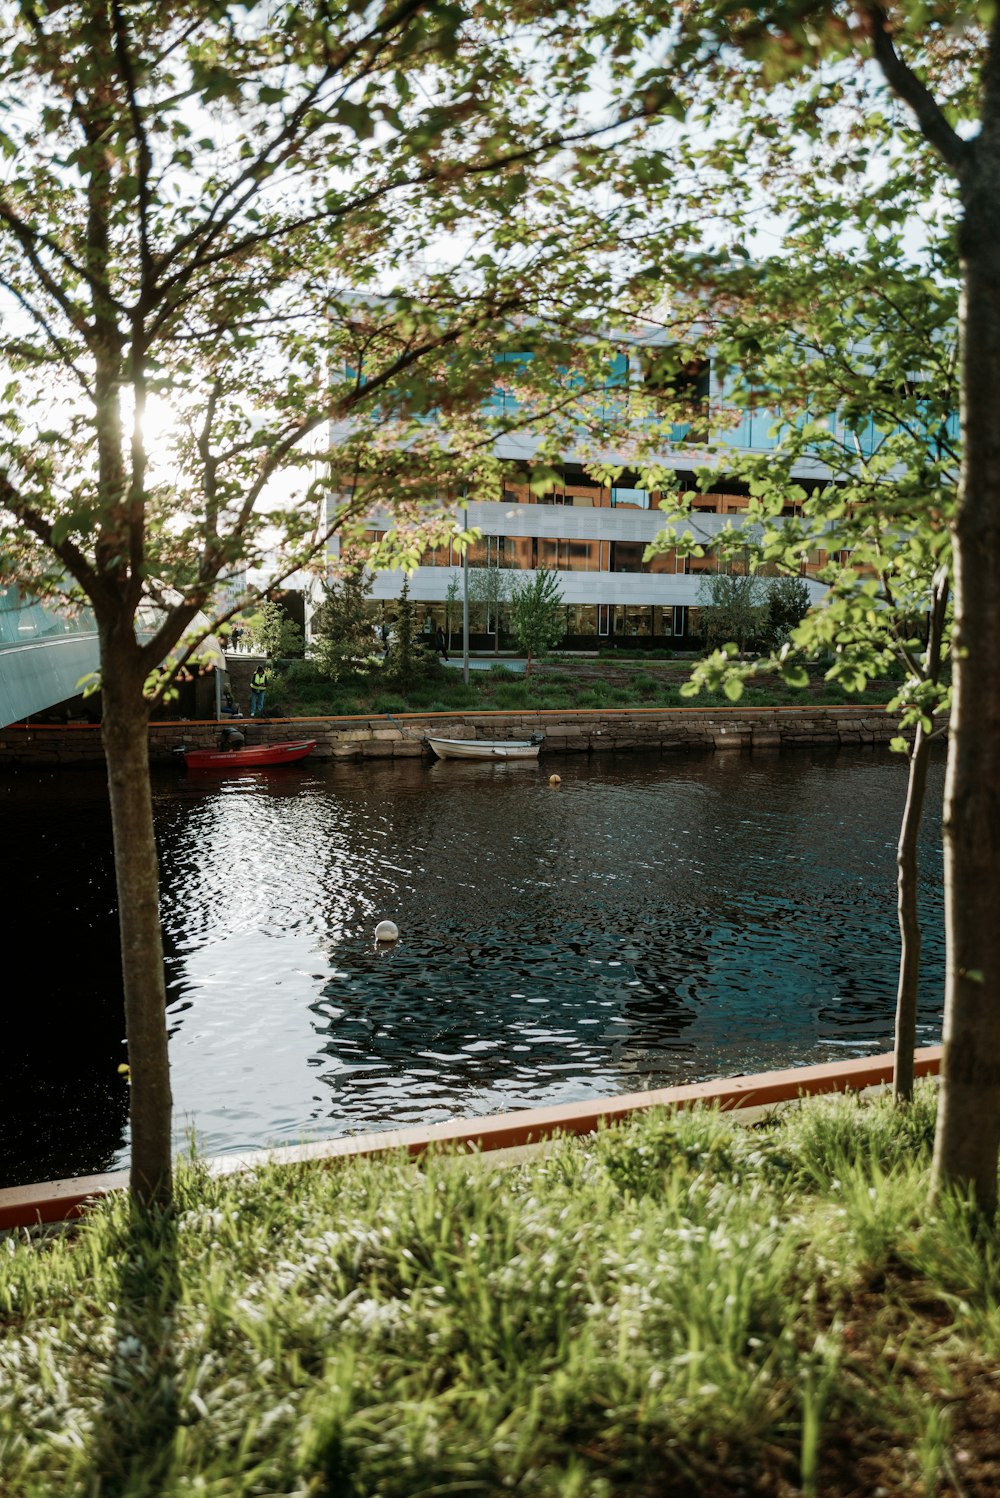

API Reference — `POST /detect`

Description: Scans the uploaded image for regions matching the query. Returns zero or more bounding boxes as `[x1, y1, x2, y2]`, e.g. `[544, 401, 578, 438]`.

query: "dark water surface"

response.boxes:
[1, 746, 945, 1187]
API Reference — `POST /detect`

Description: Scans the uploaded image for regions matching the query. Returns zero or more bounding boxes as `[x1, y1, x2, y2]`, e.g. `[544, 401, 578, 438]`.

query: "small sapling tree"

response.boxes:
[310, 558, 376, 683]
[509, 568, 565, 675]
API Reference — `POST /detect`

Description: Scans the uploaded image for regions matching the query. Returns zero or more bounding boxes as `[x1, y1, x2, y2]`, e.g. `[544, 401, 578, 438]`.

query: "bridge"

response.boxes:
[0, 586, 101, 727]
[0, 585, 225, 728]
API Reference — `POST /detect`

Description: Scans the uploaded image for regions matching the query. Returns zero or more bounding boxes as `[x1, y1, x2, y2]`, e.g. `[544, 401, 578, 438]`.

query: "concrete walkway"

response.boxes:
[441, 656, 527, 673]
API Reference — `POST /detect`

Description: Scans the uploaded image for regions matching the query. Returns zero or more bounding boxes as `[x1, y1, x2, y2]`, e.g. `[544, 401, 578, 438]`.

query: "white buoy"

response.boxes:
[549, 774, 561, 786]
[375, 920, 399, 944]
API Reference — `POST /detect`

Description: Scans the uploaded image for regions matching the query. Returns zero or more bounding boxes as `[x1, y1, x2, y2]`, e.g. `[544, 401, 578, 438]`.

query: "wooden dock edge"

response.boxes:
[0, 1046, 943, 1231]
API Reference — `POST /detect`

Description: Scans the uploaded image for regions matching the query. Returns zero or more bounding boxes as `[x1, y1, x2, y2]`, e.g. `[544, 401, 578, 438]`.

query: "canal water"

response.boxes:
[0, 746, 945, 1188]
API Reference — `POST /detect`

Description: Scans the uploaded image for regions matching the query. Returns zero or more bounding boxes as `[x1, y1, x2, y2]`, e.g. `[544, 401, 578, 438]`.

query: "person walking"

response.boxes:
[249, 664, 268, 717]
[435, 625, 449, 662]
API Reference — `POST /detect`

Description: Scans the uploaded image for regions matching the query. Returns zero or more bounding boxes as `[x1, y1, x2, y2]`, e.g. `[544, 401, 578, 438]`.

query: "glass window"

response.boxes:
[612, 605, 652, 637]
[611, 541, 644, 573]
[640, 352, 711, 441]
[644, 548, 675, 575]
[564, 604, 599, 636]
[498, 535, 533, 570]
[564, 475, 608, 507]
[611, 486, 649, 510]
[562, 538, 601, 571]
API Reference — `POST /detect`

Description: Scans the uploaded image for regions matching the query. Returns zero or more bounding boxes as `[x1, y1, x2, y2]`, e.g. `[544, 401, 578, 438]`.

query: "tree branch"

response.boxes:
[0, 275, 92, 393]
[860, 3, 969, 177]
[0, 198, 94, 335]
[109, 0, 155, 296]
[0, 470, 107, 608]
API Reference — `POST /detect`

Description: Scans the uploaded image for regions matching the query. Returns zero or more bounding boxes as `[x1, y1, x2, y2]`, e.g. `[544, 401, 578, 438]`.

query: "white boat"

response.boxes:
[425, 733, 543, 761]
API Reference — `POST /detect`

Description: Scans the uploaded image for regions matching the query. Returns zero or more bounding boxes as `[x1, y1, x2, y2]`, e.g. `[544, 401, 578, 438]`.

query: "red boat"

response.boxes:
[182, 739, 317, 771]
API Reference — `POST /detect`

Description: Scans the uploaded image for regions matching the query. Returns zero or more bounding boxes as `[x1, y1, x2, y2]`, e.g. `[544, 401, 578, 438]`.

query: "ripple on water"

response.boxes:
[0, 747, 946, 1182]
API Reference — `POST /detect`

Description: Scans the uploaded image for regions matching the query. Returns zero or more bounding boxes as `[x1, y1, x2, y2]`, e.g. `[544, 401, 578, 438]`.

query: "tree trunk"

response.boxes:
[931, 200, 1000, 1213]
[893, 724, 931, 1103]
[100, 637, 173, 1209]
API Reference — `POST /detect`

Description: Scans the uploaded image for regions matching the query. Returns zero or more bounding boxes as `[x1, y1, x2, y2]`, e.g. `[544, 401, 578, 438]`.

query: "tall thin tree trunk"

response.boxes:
[894, 724, 931, 1102]
[932, 223, 1000, 1213]
[101, 642, 173, 1208]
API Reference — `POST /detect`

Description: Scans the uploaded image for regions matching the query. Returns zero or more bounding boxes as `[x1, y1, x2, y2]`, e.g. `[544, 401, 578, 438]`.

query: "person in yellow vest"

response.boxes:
[249, 664, 268, 717]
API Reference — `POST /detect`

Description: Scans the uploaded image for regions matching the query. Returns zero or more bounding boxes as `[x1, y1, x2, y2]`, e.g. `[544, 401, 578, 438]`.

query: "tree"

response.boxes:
[509, 567, 564, 674]
[696, 570, 810, 656]
[310, 561, 376, 683]
[247, 600, 305, 660]
[444, 574, 462, 652]
[467, 560, 515, 651]
[696, 567, 768, 655]
[598, 3, 995, 1204]
[385, 576, 420, 684]
[648, 238, 956, 1105]
[0, 0, 645, 1208]
[763, 576, 812, 652]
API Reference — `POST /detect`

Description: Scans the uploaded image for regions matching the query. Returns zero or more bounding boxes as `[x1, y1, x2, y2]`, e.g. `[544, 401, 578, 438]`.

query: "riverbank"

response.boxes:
[0, 1047, 944, 1229]
[0, 702, 910, 766]
[260, 653, 905, 719]
[4, 1080, 999, 1496]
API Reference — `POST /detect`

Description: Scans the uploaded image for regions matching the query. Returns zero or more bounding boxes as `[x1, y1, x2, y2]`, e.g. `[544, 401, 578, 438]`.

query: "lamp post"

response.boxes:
[462, 546, 470, 686]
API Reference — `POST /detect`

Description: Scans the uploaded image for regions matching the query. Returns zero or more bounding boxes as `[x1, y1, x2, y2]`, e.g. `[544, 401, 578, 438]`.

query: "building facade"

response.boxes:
[321, 339, 865, 651]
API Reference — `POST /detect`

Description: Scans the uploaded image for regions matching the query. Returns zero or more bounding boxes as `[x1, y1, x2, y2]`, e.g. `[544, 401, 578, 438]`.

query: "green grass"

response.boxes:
[271, 657, 900, 719]
[3, 1085, 1000, 1496]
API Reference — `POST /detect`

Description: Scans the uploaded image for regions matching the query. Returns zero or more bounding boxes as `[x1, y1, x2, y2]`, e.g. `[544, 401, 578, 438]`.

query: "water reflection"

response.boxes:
[0, 770, 128, 1183]
[0, 747, 946, 1185]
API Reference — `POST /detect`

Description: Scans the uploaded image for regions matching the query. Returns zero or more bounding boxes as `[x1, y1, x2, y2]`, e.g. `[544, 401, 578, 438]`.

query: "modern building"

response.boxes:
[319, 334, 848, 651]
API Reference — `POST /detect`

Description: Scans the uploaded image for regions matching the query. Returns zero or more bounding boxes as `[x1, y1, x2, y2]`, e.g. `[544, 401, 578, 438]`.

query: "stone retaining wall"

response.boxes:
[0, 706, 912, 767]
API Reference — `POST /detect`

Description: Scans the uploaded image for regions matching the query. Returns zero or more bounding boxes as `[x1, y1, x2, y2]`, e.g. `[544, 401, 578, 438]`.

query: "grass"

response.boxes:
[267, 655, 900, 719]
[3, 1084, 1000, 1495]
